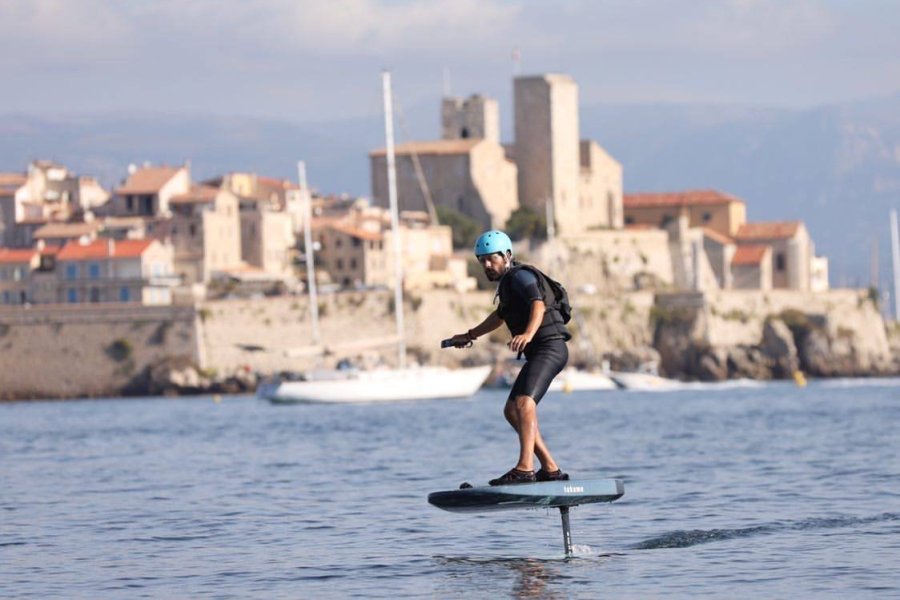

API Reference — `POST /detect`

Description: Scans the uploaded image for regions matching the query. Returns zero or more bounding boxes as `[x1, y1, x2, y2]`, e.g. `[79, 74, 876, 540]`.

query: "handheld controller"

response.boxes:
[441, 338, 472, 349]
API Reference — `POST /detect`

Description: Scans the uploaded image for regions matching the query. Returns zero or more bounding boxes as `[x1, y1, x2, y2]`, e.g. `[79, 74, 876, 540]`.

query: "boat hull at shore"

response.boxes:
[257, 365, 492, 404]
[548, 368, 617, 392]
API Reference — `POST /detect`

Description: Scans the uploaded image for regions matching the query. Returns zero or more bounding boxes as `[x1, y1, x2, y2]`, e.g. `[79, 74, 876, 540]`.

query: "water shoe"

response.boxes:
[536, 468, 569, 482]
[489, 468, 536, 486]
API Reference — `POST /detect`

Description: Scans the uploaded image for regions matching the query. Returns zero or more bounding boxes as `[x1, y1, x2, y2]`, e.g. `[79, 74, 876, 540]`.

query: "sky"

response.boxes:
[1, 0, 899, 122]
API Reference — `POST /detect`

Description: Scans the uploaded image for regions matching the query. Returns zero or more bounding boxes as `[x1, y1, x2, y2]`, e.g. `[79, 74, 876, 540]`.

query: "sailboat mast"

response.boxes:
[891, 209, 900, 320]
[382, 70, 406, 368]
[298, 161, 320, 346]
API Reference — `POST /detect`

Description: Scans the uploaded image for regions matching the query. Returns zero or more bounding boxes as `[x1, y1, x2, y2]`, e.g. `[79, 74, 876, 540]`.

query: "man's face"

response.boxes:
[477, 252, 509, 281]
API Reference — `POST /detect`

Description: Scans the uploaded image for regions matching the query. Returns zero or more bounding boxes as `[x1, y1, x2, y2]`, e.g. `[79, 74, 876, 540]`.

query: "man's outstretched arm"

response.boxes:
[448, 310, 504, 346]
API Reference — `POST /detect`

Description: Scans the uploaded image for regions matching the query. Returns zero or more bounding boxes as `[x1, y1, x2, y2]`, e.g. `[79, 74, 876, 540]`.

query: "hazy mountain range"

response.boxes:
[1, 93, 898, 287]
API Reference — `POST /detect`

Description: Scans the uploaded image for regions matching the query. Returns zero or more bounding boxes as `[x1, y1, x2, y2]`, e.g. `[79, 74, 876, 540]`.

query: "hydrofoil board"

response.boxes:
[428, 478, 624, 513]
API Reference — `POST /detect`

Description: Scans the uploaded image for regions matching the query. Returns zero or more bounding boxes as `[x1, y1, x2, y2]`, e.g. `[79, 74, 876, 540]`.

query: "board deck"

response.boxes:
[428, 478, 624, 513]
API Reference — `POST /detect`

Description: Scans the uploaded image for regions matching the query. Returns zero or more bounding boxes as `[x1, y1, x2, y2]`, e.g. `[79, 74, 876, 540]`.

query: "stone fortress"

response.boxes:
[370, 74, 622, 236]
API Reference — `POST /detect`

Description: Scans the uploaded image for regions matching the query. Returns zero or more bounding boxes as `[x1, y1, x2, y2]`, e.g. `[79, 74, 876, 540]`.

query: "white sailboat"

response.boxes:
[548, 367, 617, 392]
[259, 71, 491, 404]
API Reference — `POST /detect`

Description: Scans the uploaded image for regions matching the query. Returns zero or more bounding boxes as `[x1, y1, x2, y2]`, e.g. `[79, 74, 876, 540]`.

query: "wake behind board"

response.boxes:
[428, 478, 624, 513]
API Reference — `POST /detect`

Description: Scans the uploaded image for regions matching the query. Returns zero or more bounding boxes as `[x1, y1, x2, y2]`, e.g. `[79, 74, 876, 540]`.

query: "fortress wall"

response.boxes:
[197, 288, 656, 374]
[0, 305, 199, 399]
[2, 287, 889, 400]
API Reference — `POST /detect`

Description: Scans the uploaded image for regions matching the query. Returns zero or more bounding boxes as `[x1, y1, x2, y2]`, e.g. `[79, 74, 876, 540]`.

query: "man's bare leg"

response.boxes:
[504, 395, 559, 473]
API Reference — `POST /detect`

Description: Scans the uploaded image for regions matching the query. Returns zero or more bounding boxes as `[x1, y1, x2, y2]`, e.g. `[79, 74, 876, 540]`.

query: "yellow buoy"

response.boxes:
[792, 370, 807, 387]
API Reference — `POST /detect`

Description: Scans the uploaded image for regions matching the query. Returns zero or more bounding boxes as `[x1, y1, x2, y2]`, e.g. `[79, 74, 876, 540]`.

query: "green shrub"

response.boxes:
[106, 339, 133, 362]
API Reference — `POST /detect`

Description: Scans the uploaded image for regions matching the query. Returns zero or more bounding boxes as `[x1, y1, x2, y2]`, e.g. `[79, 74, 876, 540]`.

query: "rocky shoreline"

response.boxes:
[654, 304, 900, 382]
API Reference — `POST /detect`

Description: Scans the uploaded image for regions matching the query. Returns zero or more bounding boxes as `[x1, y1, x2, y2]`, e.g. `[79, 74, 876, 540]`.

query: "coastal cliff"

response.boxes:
[652, 289, 898, 380]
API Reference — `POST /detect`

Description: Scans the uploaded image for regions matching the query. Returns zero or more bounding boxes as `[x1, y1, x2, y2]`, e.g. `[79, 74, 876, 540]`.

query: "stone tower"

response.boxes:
[441, 95, 500, 144]
[513, 74, 580, 234]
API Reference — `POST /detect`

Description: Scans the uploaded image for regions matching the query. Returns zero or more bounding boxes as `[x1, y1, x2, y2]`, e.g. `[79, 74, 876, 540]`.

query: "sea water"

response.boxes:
[1, 380, 898, 598]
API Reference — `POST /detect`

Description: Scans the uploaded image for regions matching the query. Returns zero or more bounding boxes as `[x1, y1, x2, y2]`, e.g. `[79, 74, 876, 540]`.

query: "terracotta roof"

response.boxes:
[0, 172, 26, 186]
[170, 185, 219, 204]
[0, 173, 26, 195]
[116, 167, 182, 194]
[735, 221, 801, 241]
[0, 248, 37, 264]
[701, 227, 734, 245]
[57, 239, 155, 261]
[369, 139, 481, 157]
[624, 189, 745, 208]
[310, 216, 346, 229]
[329, 222, 383, 242]
[255, 175, 297, 190]
[34, 222, 100, 239]
[732, 244, 770, 266]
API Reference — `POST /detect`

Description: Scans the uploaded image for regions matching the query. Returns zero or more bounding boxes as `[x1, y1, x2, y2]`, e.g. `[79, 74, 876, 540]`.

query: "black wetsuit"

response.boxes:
[497, 266, 570, 404]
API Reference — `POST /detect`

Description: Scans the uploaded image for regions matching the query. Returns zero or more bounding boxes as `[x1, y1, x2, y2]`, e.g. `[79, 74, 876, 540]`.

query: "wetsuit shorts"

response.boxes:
[508, 337, 568, 404]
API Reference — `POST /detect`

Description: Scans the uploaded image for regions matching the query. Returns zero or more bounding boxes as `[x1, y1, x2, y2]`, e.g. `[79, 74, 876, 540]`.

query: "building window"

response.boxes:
[776, 253, 786, 271]
[119, 287, 130, 302]
[350, 258, 357, 270]
[89, 287, 100, 303]
[126, 196, 134, 211]
[702, 212, 712, 222]
[625, 216, 635, 225]
[336, 258, 344, 270]
[1, 291, 9, 304]
[352, 237, 361, 247]
[189, 223, 197, 237]
[88, 262, 101, 279]
[12, 267, 23, 281]
[67, 289, 77, 303]
[660, 215, 674, 228]
[65, 264, 78, 279]
[336, 237, 343, 248]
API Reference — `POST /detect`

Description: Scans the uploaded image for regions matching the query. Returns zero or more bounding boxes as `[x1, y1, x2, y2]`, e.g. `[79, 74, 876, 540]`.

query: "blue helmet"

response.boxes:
[474, 230, 513, 257]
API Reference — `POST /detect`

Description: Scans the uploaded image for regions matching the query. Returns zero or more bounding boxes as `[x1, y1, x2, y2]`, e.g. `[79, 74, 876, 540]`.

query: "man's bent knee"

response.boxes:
[513, 395, 536, 413]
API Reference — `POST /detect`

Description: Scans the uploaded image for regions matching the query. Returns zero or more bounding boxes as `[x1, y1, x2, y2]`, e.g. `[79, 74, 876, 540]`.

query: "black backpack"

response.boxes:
[518, 265, 572, 324]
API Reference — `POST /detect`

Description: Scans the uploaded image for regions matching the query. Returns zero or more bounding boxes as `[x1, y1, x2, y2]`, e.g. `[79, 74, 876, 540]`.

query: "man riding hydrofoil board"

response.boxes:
[446, 230, 572, 486]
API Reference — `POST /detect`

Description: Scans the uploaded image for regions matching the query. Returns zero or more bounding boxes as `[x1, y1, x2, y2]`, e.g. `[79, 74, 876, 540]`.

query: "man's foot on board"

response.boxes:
[536, 468, 569, 482]
[489, 468, 536, 486]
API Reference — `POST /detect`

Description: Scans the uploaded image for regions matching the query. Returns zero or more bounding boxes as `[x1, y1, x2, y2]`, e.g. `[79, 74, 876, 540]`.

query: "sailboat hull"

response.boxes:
[259, 365, 492, 404]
